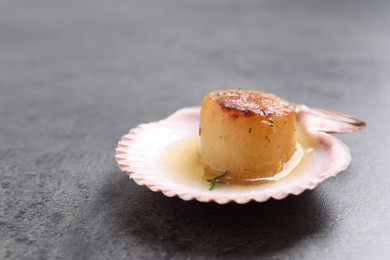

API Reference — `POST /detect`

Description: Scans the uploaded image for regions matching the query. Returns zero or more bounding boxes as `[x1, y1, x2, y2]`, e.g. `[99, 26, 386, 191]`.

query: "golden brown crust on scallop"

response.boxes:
[209, 89, 295, 119]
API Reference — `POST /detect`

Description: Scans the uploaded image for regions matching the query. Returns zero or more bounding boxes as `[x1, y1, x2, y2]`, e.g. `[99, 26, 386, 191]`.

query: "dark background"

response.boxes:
[1, 0, 390, 259]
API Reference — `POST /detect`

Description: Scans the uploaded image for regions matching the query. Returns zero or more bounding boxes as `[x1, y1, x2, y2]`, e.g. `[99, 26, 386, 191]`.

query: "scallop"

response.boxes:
[115, 90, 365, 204]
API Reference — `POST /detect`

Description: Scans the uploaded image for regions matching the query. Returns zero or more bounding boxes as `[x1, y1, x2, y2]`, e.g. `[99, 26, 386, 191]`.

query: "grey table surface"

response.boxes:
[1, 0, 390, 259]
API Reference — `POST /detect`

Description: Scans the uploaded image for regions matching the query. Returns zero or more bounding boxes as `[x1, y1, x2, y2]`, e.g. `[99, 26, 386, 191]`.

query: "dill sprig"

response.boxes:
[207, 170, 228, 191]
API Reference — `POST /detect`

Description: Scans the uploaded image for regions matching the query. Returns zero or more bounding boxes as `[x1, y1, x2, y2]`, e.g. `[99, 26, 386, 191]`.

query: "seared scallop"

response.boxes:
[200, 90, 296, 180]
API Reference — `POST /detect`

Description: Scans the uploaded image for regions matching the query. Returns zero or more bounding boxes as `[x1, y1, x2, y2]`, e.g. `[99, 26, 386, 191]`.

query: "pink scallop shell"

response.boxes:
[115, 105, 365, 204]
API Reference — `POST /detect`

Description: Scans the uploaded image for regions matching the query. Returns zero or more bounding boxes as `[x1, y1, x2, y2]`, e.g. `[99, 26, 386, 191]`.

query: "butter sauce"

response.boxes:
[158, 133, 314, 191]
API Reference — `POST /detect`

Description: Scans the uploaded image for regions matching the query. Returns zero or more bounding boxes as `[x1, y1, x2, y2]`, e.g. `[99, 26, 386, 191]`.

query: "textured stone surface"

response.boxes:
[1, 0, 390, 259]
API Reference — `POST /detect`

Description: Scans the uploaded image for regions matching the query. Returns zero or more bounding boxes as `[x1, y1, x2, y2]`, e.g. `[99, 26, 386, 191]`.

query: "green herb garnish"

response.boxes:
[199, 126, 201, 136]
[269, 119, 275, 127]
[248, 127, 252, 133]
[207, 171, 228, 190]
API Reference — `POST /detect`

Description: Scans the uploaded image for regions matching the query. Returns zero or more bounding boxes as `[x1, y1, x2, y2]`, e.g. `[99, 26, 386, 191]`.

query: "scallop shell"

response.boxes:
[115, 105, 365, 204]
